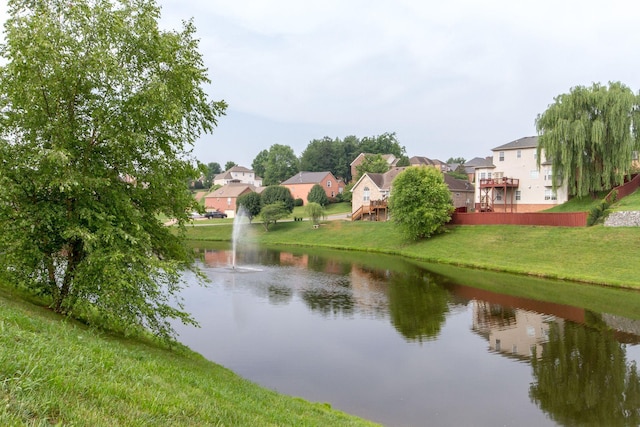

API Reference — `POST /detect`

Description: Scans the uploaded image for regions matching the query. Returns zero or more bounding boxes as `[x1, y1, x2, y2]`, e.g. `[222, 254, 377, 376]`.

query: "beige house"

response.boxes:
[213, 165, 262, 187]
[350, 166, 475, 220]
[473, 136, 569, 213]
[350, 167, 406, 221]
[204, 183, 256, 218]
[281, 171, 344, 205]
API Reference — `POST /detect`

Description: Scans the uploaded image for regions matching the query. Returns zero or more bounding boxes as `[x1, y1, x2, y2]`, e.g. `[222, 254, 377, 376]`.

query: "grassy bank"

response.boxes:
[185, 220, 640, 289]
[0, 286, 379, 426]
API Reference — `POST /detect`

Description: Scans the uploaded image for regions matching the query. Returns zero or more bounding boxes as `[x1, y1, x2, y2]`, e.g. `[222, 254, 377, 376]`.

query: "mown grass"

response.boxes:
[612, 187, 640, 210]
[0, 286, 379, 426]
[185, 219, 640, 289]
[543, 191, 609, 212]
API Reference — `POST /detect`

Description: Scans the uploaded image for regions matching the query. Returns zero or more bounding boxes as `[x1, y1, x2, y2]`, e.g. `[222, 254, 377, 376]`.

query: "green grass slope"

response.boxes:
[0, 288, 379, 427]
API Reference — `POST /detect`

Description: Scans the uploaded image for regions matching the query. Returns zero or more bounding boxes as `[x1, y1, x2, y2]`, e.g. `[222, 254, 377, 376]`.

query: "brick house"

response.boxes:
[281, 171, 345, 205]
[204, 183, 256, 218]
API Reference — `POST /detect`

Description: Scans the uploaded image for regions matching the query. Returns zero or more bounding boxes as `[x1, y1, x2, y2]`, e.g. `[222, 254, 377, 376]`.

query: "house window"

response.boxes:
[633, 151, 639, 160]
[227, 197, 231, 207]
[363, 187, 370, 202]
[331, 191, 335, 197]
[544, 168, 552, 180]
[499, 151, 504, 161]
[496, 189, 503, 201]
[480, 172, 486, 179]
[327, 180, 332, 187]
[515, 190, 521, 201]
[544, 189, 557, 200]
[530, 170, 539, 179]
[517, 150, 521, 158]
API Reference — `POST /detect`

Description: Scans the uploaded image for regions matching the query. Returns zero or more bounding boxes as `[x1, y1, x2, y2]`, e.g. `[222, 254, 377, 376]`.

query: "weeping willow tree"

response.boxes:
[535, 82, 640, 198]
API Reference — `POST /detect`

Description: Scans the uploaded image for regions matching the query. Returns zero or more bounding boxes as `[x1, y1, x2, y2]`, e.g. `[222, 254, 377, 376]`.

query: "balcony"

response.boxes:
[479, 177, 519, 188]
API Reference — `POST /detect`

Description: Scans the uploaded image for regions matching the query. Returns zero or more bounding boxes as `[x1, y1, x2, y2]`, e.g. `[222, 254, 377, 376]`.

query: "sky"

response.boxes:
[3, 0, 640, 169]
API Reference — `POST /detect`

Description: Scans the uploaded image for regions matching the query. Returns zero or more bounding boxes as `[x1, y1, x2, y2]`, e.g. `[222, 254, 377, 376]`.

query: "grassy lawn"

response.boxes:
[612, 187, 640, 210]
[0, 287, 379, 426]
[184, 218, 640, 289]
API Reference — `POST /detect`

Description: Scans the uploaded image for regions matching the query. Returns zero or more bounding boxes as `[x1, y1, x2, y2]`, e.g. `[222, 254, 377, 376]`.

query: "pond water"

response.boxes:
[173, 245, 640, 427]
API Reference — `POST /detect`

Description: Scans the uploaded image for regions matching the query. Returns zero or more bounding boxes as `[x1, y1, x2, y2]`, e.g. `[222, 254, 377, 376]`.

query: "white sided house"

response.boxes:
[213, 166, 263, 187]
[474, 136, 568, 213]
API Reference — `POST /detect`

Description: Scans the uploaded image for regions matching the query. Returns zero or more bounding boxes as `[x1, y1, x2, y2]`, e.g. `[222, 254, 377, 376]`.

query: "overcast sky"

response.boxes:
[3, 0, 640, 168]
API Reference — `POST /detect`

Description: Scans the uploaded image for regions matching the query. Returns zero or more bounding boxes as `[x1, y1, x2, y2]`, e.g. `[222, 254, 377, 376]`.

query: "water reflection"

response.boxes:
[387, 270, 450, 342]
[182, 245, 640, 427]
[530, 322, 640, 426]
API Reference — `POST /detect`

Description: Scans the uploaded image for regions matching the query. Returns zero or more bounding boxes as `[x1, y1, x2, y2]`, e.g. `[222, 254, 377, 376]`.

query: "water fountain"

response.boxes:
[231, 207, 249, 269]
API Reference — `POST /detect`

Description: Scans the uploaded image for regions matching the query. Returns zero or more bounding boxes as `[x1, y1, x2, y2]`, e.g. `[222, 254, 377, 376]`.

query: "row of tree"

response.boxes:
[249, 133, 407, 186]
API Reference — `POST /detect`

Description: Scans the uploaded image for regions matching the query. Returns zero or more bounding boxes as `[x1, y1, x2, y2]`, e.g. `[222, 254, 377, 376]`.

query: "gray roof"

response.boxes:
[492, 136, 538, 151]
[205, 183, 255, 198]
[281, 171, 333, 185]
[364, 167, 408, 190]
[464, 157, 494, 171]
[443, 174, 475, 192]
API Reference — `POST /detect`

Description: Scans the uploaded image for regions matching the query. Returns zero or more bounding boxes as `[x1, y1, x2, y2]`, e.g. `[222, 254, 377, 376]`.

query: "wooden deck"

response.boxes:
[351, 200, 388, 221]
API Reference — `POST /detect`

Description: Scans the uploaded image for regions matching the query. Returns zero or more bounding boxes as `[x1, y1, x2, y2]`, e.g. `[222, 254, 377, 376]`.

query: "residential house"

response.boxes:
[350, 167, 406, 221]
[350, 166, 475, 220]
[473, 136, 569, 213]
[444, 174, 475, 210]
[350, 153, 398, 181]
[281, 171, 345, 204]
[204, 183, 256, 218]
[463, 157, 493, 182]
[409, 156, 449, 172]
[213, 165, 262, 187]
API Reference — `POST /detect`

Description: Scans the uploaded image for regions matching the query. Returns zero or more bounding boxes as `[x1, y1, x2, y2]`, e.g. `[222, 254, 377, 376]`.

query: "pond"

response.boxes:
[173, 244, 640, 427]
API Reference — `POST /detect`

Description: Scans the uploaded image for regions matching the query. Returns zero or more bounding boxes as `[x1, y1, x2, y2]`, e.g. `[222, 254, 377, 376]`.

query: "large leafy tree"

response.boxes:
[388, 167, 453, 240]
[307, 184, 329, 206]
[203, 161, 221, 187]
[263, 144, 299, 185]
[236, 192, 262, 222]
[299, 137, 342, 176]
[251, 149, 269, 178]
[0, 0, 226, 339]
[536, 81, 640, 198]
[261, 185, 295, 213]
[358, 132, 405, 158]
[355, 153, 390, 179]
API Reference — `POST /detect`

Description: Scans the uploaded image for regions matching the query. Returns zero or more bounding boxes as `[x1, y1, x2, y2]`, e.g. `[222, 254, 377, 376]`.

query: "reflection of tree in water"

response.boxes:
[388, 271, 450, 343]
[530, 321, 640, 426]
[301, 277, 354, 317]
[267, 285, 293, 305]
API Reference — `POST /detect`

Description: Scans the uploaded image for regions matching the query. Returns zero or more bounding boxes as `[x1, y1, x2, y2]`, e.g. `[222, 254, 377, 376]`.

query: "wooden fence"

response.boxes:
[450, 211, 588, 227]
[606, 173, 640, 202]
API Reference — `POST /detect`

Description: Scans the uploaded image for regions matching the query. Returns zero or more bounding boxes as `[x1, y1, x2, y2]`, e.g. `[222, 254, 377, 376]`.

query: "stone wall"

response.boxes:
[604, 211, 640, 227]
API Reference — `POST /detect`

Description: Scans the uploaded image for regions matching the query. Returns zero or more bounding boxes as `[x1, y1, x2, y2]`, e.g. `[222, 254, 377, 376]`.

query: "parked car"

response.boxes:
[204, 210, 227, 219]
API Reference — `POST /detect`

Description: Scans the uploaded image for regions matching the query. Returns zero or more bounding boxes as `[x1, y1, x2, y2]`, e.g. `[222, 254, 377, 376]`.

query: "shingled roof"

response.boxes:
[492, 136, 538, 151]
[281, 171, 333, 185]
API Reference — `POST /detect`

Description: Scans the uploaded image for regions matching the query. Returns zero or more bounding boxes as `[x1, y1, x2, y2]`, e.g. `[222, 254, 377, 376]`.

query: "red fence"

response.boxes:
[450, 211, 588, 227]
[606, 173, 640, 202]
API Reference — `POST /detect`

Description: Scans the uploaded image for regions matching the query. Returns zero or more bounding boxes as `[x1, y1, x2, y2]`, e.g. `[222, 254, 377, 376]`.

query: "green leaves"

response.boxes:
[0, 0, 226, 340]
[536, 81, 639, 198]
[388, 167, 454, 240]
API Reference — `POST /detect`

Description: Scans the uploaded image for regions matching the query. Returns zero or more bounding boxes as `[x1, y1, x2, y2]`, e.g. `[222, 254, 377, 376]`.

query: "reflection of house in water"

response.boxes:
[202, 249, 233, 267]
[472, 301, 560, 360]
[349, 265, 390, 318]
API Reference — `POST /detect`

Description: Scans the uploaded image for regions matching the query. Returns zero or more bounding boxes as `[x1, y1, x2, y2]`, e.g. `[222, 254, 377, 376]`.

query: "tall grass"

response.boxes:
[0, 287, 379, 426]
